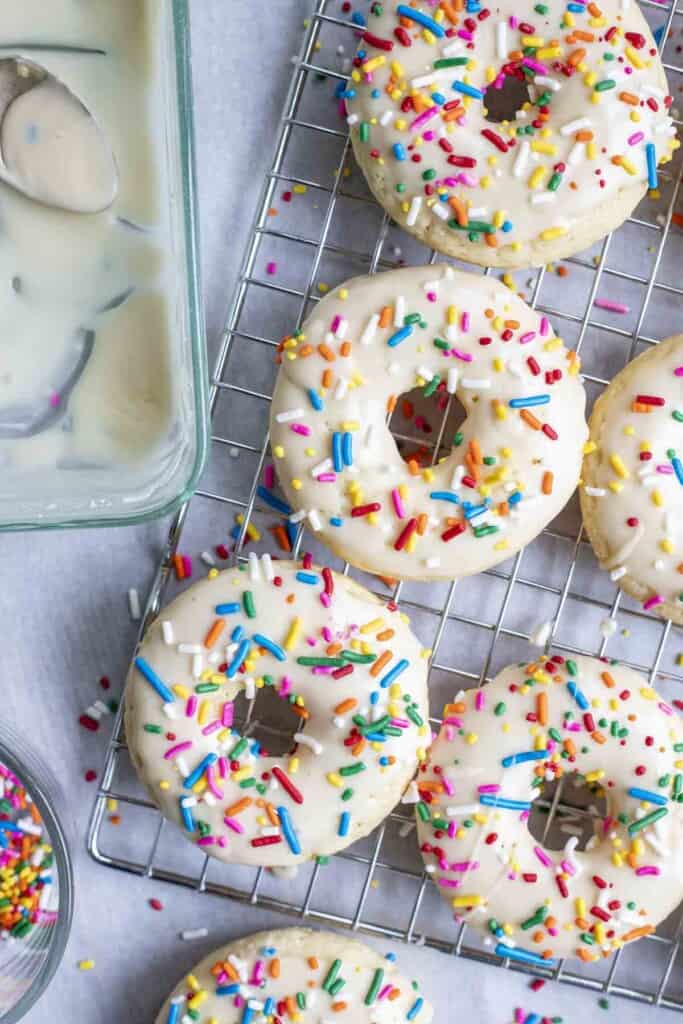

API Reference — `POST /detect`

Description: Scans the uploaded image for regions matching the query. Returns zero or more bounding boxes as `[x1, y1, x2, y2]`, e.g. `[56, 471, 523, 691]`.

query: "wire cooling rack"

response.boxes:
[88, 0, 683, 1010]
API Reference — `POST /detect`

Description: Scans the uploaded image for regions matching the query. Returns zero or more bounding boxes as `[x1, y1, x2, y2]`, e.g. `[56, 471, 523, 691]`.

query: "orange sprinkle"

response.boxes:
[622, 925, 655, 942]
[269, 958, 281, 979]
[568, 47, 586, 66]
[340, 341, 351, 357]
[331, 1003, 348, 1013]
[508, 49, 524, 61]
[587, 1, 602, 15]
[444, 701, 466, 715]
[571, 29, 595, 41]
[417, 512, 429, 535]
[335, 698, 358, 715]
[448, 195, 469, 227]
[326, 642, 343, 656]
[352, 738, 366, 757]
[619, 91, 639, 105]
[388, 989, 401, 1001]
[286, 996, 297, 1016]
[225, 797, 252, 817]
[386, 394, 397, 414]
[376, 628, 395, 641]
[271, 524, 292, 552]
[407, 458, 421, 477]
[298, 344, 313, 358]
[322, 368, 333, 389]
[563, 738, 576, 757]
[601, 671, 615, 688]
[591, 730, 607, 745]
[578, 948, 598, 963]
[442, 105, 465, 122]
[318, 343, 335, 362]
[371, 650, 393, 677]
[575, 130, 593, 142]
[542, 471, 554, 495]
[497, 500, 509, 517]
[520, 409, 542, 430]
[440, 0, 461, 21]
[631, 401, 654, 413]
[308, 957, 319, 970]
[265, 802, 279, 827]
[173, 553, 185, 580]
[468, 438, 483, 465]
[484, 233, 498, 248]
[537, 692, 548, 726]
[378, 574, 398, 589]
[292, 705, 310, 720]
[672, 212, 683, 229]
[204, 618, 225, 649]
[379, 306, 393, 328]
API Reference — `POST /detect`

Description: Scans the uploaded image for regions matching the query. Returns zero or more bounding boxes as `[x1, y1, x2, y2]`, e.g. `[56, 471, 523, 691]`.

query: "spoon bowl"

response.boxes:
[0, 56, 117, 213]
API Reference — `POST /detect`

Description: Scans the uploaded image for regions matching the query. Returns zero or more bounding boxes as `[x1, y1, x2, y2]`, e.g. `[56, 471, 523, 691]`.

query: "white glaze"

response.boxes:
[416, 654, 683, 961]
[581, 335, 683, 623]
[270, 265, 587, 581]
[346, 0, 677, 267]
[125, 561, 429, 867]
[155, 929, 433, 1024]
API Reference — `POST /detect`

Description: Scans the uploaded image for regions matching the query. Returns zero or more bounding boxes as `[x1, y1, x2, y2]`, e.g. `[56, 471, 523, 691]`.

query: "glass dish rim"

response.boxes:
[0, 731, 75, 1023]
[0, 0, 209, 534]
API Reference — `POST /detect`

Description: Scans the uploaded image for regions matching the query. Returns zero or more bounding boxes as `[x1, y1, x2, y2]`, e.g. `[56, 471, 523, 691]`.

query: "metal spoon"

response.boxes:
[0, 56, 117, 213]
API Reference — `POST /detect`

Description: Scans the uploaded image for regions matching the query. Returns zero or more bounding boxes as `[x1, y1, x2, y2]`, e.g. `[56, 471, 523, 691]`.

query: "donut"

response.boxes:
[415, 653, 683, 963]
[581, 335, 683, 623]
[345, 0, 678, 268]
[270, 264, 587, 582]
[125, 557, 429, 866]
[155, 928, 433, 1023]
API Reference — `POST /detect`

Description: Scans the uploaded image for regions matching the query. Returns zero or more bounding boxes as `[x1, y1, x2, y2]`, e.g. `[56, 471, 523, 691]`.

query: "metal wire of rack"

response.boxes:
[88, 0, 683, 1010]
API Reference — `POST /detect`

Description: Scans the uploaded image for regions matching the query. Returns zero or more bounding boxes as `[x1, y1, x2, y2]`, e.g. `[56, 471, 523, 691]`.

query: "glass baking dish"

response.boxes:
[0, 0, 208, 531]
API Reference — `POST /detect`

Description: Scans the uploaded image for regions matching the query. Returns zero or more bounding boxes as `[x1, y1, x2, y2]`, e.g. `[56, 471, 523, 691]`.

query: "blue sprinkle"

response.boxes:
[671, 456, 683, 486]
[253, 634, 287, 661]
[332, 431, 343, 472]
[379, 658, 409, 689]
[296, 571, 320, 585]
[496, 943, 555, 967]
[365, 732, 388, 742]
[183, 753, 217, 790]
[407, 997, 425, 1021]
[567, 2, 585, 10]
[385, 952, 397, 962]
[250, 740, 261, 757]
[393, 142, 407, 161]
[480, 794, 532, 811]
[277, 806, 301, 855]
[646, 141, 658, 190]
[429, 490, 460, 504]
[370, 691, 380, 705]
[502, 220, 513, 233]
[653, 24, 665, 45]
[241, 1006, 255, 1024]
[330, 516, 343, 527]
[338, 811, 350, 836]
[0, 832, 8, 848]
[628, 787, 668, 806]
[215, 602, 240, 615]
[397, 4, 444, 36]
[135, 657, 174, 704]
[263, 998, 275, 1015]
[502, 749, 549, 767]
[227, 638, 251, 678]
[379, 756, 391, 766]
[371, 88, 381, 99]
[453, 81, 484, 100]
[466, 0, 481, 10]
[231, 625, 244, 643]
[167, 1004, 180, 1024]
[431, 91, 446, 105]
[387, 325, 413, 347]
[464, 503, 488, 520]
[335, 81, 348, 98]
[342, 431, 353, 467]
[508, 491, 523, 505]
[285, 521, 298, 548]
[215, 985, 241, 996]
[0, 821, 22, 834]
[179, 799, 195, 832]
[509, 394, 551, 408]
[308, 387, 324, 411]
[351, 11, 366, 26]
[525, 1014, 542, 1024]
[566, 680, 589, 710]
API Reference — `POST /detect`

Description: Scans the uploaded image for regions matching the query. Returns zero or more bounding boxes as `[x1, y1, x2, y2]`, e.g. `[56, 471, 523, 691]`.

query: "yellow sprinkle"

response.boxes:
[536, 47, 562, 59]
[273, 445, 284, 458]
[235, 515, 261, 541]
[361, 618, 384, 635]
[188, 993, 208, 1011]
[465, 732, 479, 745]
[531, 140, 557, 156]
[289, 757, 299, 774]
[197, 700, 211, 726]
[660, 539, 674, 554]
[284, 617, 302, 650]
[362, 55, 386, 73]
[452, 894, 484, 908]
[651, 488, 663, 507]
[159, 780, 170, 791]
[106, 798, 118, 813]
[583, 440, 597, 455]
[78, 960, 95, 971]
[539, 226, 568, 241]
[639, 687, 656, 701]
[585, 770, 605, 783]
[528, 166, 546, 189]
[293, 184, 307, 195]
[326, 772, 343, 788]
[625, 46, 645, 69]
[172, 684, 190, 699]
[521, 35, 544, 46]
[609, 453, 629, 479]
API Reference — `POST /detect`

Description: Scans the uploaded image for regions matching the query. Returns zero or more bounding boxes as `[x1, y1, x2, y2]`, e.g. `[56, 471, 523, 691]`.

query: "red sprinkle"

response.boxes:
[251, 835, 283, 847]
[271, 766, 304, 805]
[441, 522, 466, 542]
[79, 714, 99, 732]
[394, 517, 418, 551]
[481, 128, 509, 153]
[362, 31, 394, 51]
[149, 898, 163, 911]
[351, 502, 382, 517]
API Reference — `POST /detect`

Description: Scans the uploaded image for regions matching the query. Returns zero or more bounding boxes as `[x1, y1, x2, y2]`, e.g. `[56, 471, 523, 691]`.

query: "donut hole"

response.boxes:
[484, 76, 532, 125]
[526, 771, 609, 853]
[231, 684, 303, 757]
[389, 385, 468, 467]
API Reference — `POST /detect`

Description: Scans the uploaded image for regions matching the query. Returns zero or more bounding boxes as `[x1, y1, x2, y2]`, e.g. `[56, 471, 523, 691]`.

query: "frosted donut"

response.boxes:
[155, 928, 433, 1024]
[415, 653, 683, 963]
[125, 557, 429, 866]
[345, 0, 677, 268]
[270, 265, 587, 582]
[581, 335, 683, 624]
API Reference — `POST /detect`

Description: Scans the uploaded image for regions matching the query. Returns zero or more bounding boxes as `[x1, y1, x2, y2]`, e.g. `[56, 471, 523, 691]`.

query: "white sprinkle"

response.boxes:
[162, 621, 175, 645]
[176, 757, 189, 777]
[380, 109, 394, 126]
[308, 508, 322, 531]
[128, 588, 141, 621]
[468, 207, 488, 218]
[642, 84, 664, 99]
[513, 140, 530, 178]
[425, 556, 441, 569]
[461, 378, 491, 389]
[248, 551, 261, 582]
[394, 295, 406, 327]
[402, 782, 420, 804]
[530, 192, 556, 206]
[289, 510, 307, 524]
[163, 702, 178, 720]
[417, 365, 434, 382]
[600, 617, 618, 639]
[178, 643, 203, 655]
[294, 732, 324, 755]
[200, 550, 216, 567]
[568, 142, 584, 167]
[275, 408, 304, 423]
[361, 313, 380, 345]
[432, 202, 449, 221]
[311, 458, 333, 478]
[609, 566, 627, 581]
[446, 323, 459, 343]
[496, 21, 507, 60]
[446, 803, 481, 817]
[192, 654, 203, 679]
[406, 196, 422, 227]
[441, 40, 463, 57]
[584, 486, 607, 497]
[334, 317, 348, 339]
[654, 122, 675, 136]
[451, 464, 465, 490]
[261, 553, 275, 582]
[560, 116, 592, 137]
[447, 367, 459, 394]
[534, 75, 561, 92]
[529, 620, 553, 648]
[180, 928, 209, 942]
[346, 113, 359, 126]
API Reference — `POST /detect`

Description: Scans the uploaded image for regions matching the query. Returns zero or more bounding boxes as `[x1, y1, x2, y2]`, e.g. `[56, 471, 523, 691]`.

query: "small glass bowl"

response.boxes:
[0, 724, 73, 1022]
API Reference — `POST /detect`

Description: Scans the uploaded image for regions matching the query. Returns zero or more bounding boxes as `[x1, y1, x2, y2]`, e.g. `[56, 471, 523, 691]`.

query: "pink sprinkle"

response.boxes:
[442, 776, 455, 796]
[427, 291, 438, 302]
[378, 984, 394, 1001]
[182, 555, 193, 578]
[519, 331, 536, 344]
[515, 1010, 525, 1024]
[456, 172, 477, 187]
[186, 696, 197, 718]
[218, 757, 228, 779]
[636, 865, 661, 876]
[451, 860, 479, 871]
[438, 878, 461, 888]
[445, 725, 456, 742]
[658, 701, 673, 716]
[206, 765, 223, 799]
[217, 836, 228, 848]
[561, 858, 576, 876]
[627, 131, 645, 146]
[223, 817, 245, 834]
[594, 297, 629, 314]
[540, 316, 550, 336]
[250, 960, 265, 986]
[164, 741, 193, 760]
[643, 594, 664, 610]
[196, 836, 215, 846]
[316, 473, 337, 483]
[410, 105, 439, 131]
[475, 690, 485, 711]
[674, 366, 683, 377]
[392, 487, 406, 519]
[656, 464, 674, 474]
[443, 716, 463, 727]
[331, 315, 341, 334]
[477, 784, 500, 794]
[278, 676, 292, 697]
[291, 423, 310, 436]
[522, 58, 548, 74]
[509, 15, 519, 27]
[320, 591, 332, 608]
[322, 627, 333, 642]
[264, 464, 275, 488]
[423, 131, 436, 142]
[202, 721, 222, 736]
[461, 312, 471, 331]
[447, 821, 458, 838]
[221, 702, 234, 727]
[451, 347, 473, 362]
[458, 28, 473, 40]
[534, 845, 553, 867]
[49, 392, 60, 407]
[266, 262, 277, 275]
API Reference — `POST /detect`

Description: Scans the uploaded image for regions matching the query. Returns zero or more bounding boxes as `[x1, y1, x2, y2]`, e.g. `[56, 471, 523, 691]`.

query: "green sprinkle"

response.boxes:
[434, 57, 469, 68]
[417, 802, 431, 822]
[407, 706, 424, 727]
[453, 431, 464, 447]
[534, 3, 549, 11]
[494, 702, 507, 716]
[339, 763, 366, 776]
[580, 932, 596, 945]
[405, 312, 422, 325]
[360, 121, 370, 142]
[243, 591, 256, 619]
[547, 172, 562, 191]
[449, 218, 495, 234]
[239, 777, 256, 789]
[598, 998, 610, 1010]
[329, 977, 346, 997]
[341, 788, 354, 801]
[297, 656, 345, 667]
[195, 683, 220, 693]
[424, 375, 441, 397]
[473, 525, 499, 538]
[595, 79, 616, 92]
[628, 806, 668, 834]
[144, 724, 162, 734]
[548, 727, 562, 742]
[365, 968, 384, 1005]
[340, 650, 376, 663]
[672, 410, 683, 422]
[422, 168, 437, 181]
[521, 906, 548, 930]
[229, 737, 248, 758]
[433, 337, 450, 350]
[296, 993, 306, 1010]
[323, 959, 342, 992]
[536, 91, 552, 107]
[566, 659, 578, 676]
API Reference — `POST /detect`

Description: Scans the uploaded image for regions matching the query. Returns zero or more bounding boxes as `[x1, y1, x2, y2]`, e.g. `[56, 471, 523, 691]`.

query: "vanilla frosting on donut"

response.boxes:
[270, 265, 587, 581]
[415, 653, 683, 963]
[155, 928, 433, 1024]
[581, 335, 683, 624]
[346, 0, 677, 267]
[125, 559, 429, 866]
